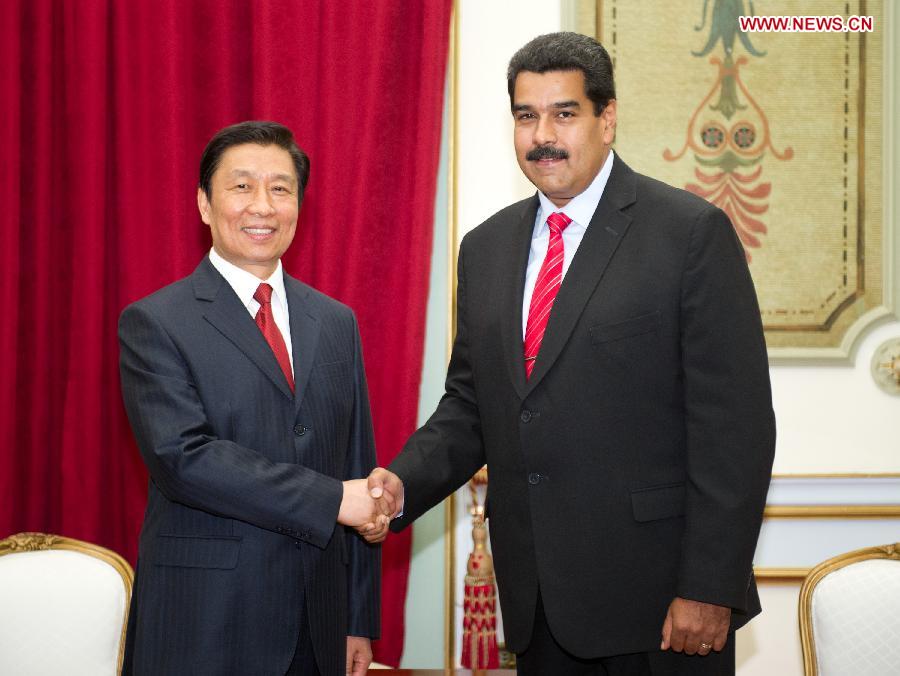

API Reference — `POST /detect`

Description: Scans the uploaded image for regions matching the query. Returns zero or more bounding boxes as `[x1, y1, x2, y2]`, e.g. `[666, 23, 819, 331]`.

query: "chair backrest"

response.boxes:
[0, 532, 134, 676]
[799, 542, 900, 676]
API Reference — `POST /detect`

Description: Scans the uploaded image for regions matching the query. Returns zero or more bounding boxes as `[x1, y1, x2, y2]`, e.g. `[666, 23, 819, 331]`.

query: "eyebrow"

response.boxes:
[228, 169, 297, 185]
[512, 100, 581, 113]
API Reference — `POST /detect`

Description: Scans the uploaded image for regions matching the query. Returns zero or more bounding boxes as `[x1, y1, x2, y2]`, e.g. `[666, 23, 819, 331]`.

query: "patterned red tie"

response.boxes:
[523, 211, 572, 379]
[253, 283, 295, 393]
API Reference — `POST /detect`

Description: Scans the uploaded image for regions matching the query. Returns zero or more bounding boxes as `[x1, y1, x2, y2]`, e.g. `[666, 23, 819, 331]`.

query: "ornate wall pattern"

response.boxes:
[595, 0, 885, 358]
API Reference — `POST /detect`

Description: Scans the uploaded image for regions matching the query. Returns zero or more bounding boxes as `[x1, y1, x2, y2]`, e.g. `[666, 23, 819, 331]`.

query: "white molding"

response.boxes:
[767, 476, 900, 506]
[755, 518, 900, 568]
[758, 473, 900, 569]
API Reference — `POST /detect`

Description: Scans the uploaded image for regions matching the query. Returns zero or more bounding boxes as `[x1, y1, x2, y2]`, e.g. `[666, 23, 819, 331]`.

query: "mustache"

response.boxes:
[526, 145, 569, 161]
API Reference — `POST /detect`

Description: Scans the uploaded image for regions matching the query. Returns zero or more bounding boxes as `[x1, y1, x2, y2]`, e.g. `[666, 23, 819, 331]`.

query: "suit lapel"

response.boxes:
[285, 275, 320, 414]
[499, 196, 540, 401]
[523, 157, 638, 396]
[194, 257, 294, 402]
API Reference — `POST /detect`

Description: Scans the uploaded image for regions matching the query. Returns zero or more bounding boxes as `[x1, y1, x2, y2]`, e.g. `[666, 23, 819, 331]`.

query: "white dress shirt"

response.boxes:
[521, 150, 615, 337]
[208, 248, 294, 375]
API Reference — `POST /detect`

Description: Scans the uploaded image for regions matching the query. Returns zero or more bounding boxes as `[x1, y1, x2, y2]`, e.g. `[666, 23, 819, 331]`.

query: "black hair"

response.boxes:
[199, 120, 310, 204]
[507, 32, 615, 115]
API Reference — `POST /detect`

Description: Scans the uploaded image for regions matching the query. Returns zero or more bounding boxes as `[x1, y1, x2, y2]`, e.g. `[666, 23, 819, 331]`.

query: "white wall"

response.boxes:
[456, 0, 562, 234]
[736, 584, 805, 675]
[770, 312, 900, 473]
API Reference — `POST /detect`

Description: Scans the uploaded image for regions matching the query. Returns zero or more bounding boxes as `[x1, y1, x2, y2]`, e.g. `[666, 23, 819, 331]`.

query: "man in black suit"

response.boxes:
[119, 121, 382, 675]
[365, 33, 775, 674]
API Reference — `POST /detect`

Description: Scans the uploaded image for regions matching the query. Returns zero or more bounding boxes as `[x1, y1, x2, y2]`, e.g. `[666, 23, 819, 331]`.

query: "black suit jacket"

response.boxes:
[119, 257, 379, 676]
[390, 157, 775, 658]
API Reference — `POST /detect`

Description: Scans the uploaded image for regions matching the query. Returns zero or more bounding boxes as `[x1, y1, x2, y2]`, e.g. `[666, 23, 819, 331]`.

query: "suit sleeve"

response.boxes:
[676, 205, 776, 611]
[344, 314, 380, 638]
[390, 239, 487, 530]
[118, 302, 343, 549]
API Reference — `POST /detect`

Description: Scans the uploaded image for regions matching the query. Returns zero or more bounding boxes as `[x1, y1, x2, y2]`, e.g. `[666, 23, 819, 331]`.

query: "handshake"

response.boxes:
[338, 468, 404, 544]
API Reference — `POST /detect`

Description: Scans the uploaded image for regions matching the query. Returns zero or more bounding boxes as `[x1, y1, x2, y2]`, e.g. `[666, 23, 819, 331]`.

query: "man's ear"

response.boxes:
[197, 187, 212, 225]
[602, 99, 617, 145]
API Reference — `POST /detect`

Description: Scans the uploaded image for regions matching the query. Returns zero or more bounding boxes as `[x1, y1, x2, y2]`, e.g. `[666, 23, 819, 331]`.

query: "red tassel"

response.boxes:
[461, 518, 500, 668]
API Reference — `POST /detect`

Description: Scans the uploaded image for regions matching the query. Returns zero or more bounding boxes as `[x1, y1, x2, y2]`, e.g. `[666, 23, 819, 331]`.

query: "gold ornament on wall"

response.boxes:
[871, 338, 900, 395]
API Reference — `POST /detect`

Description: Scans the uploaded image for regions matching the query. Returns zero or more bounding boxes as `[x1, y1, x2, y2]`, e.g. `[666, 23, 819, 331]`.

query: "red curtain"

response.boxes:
[0, 0, 451, 666]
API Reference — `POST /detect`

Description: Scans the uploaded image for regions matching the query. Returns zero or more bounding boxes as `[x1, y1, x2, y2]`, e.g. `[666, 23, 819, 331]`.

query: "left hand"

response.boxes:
[346, 636, 372, 675]
[660, 597, 731, 656]
[355, 513, 390, 544]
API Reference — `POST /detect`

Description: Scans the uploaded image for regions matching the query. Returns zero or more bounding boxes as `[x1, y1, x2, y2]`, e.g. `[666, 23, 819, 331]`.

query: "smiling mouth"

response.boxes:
[243, 227, 275, 236]
[531, 158, 567, 173]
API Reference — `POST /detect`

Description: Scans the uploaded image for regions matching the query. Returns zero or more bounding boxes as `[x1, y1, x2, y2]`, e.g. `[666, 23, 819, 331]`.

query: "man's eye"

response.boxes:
[271, 186, 287, 193]
[235, 183, 250, 190]
[516, 113, 535, 121]
[558, 111, 574, 118]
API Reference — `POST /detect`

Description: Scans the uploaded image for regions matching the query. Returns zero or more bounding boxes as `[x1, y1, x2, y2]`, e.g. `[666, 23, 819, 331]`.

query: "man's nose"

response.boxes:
[249, 185, 276, 216]
[533, 115, 556, 146]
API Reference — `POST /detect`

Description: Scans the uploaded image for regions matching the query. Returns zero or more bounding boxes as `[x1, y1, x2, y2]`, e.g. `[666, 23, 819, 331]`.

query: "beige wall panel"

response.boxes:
[737, 582, 804, 676]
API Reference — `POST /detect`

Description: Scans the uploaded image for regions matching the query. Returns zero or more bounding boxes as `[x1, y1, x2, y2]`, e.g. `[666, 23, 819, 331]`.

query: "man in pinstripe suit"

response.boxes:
[119, 121, 381, 675]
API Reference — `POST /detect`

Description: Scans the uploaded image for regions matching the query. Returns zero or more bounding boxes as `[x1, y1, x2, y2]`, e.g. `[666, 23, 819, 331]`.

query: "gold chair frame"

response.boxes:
[798, 542, 900, 676]
[0, 532, 135, 675]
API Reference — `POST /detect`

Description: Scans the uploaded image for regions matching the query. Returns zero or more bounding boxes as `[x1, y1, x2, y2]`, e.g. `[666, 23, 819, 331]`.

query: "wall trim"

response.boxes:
[770, 473, 900, 478]
[443, 1, 460, 670]
[765, 505, 900, 519]
[755, 567, 808, 582]
[765, 475, 900, 515]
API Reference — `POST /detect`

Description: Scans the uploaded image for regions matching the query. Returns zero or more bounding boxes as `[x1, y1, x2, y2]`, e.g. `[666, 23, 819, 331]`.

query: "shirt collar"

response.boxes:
[208, 248, 288, 313]
[537, 149, 615, 228]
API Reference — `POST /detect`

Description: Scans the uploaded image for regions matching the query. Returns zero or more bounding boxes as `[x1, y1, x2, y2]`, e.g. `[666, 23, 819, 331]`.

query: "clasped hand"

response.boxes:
[337, 468, 404, 543]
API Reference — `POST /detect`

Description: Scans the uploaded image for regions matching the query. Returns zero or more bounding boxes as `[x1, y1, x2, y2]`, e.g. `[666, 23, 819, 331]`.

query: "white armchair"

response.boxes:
[799, 542, 900, 676]
[0, 532, 134, 676]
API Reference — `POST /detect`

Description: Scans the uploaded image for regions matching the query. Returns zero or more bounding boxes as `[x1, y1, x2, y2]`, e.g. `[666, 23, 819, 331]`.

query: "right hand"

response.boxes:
[354, 468, 405, 543]
[367, 467, 404, 519]
[337, 479, 379, 528]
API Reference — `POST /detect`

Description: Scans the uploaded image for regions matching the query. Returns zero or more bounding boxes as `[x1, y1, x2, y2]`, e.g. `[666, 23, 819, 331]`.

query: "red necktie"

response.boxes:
[523, 211, 572, 379]
[253, 283, 295, 393]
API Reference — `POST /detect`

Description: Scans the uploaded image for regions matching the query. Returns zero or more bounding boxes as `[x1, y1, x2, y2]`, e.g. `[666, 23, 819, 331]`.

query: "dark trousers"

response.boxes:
[285, 596, 321, 676]
[516, 593, 735, 676]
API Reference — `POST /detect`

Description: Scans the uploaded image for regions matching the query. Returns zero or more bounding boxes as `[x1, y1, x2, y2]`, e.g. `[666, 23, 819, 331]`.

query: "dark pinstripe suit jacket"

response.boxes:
[119, 256, 379, 676]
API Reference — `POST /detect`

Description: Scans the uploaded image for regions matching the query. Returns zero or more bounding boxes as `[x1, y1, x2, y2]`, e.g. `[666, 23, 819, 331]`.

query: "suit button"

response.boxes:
[294, 425, 307, 436]
[520, 410, 532, 423]
[528, 472, 541, 485]
[294, 540, 302, 549]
